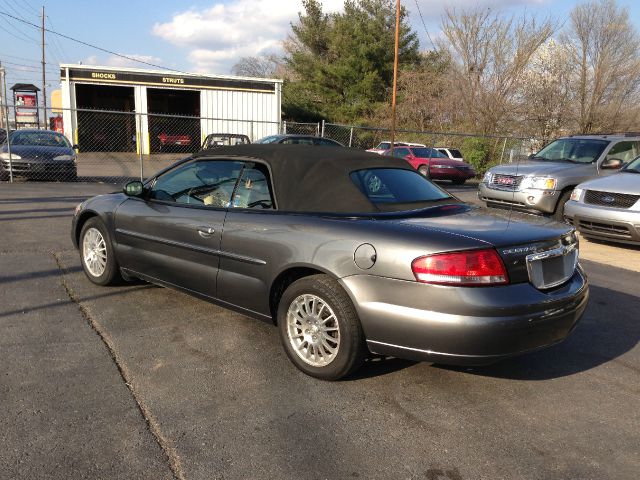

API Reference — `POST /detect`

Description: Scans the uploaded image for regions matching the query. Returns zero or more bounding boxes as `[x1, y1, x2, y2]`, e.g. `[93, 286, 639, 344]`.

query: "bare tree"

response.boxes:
[519, 40, 574, 143]
[441, 8, 556, 135]
[563, 0, 640, 133]
[231, 54, 284, 78]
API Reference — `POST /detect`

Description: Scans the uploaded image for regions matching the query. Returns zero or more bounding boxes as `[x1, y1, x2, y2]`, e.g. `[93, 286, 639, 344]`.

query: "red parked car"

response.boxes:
[385, 146, 476, 185]
[157, 132, 192, 148]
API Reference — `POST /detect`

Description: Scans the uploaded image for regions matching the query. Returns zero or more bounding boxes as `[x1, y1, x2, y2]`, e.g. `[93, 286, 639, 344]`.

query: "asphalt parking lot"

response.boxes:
[1, 182, 638, 480]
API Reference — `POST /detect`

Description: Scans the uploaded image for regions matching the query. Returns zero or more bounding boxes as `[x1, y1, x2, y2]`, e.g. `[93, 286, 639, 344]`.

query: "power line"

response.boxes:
[0, 14, 38, 44]
[0, 52, 43, 65]
[46, 15, 70, 61]
[0, 10, 187, 74]
[0, 59, 58, 74]
[412, 0, 438, 51]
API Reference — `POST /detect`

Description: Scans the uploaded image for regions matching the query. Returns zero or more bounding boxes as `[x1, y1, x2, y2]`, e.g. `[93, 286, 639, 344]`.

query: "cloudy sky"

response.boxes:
[1, 0, 639, 88]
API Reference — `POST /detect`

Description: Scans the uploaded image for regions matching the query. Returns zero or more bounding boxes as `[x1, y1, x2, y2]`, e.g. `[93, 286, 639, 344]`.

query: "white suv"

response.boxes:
[436, 147, 464, 162]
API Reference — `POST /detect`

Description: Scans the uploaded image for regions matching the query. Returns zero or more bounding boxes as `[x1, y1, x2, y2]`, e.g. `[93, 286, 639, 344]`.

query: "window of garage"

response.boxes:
[147, 88, 201, 154]
[75, 84, 136, 152]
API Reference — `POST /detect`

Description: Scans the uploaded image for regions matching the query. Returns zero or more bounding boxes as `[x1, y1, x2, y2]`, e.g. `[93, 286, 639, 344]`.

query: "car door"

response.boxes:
[599, 140, 639, 176]
[216, 161, 278, 317]
[114, 159, 243, 299]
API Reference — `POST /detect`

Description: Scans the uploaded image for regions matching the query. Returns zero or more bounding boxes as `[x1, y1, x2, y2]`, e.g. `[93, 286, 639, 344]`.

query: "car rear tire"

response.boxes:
[553, 190, 572, 221]
[277, 274, 367, 380]
[79, 217, 122, 286]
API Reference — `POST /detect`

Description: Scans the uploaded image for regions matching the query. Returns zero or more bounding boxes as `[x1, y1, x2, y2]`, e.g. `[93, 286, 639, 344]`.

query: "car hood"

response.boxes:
[393, 208, 570, 247]
[490, 160, 587, 176]
[576, 171, 640, 195]
[2, 144, 74, 160]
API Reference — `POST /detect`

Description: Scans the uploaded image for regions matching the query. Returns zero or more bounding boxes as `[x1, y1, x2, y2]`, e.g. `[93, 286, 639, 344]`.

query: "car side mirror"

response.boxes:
[73, 144, 79, 152]
[528, 153, 536, 159]
[123, 180, 144, 197]
[601, 158, 624, 170]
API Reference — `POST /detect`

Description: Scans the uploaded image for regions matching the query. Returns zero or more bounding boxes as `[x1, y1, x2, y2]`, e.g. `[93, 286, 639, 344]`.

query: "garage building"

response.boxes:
[59, 64, 282, 154]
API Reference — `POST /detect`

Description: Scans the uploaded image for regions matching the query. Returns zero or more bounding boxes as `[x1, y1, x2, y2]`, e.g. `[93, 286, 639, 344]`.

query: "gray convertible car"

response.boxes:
[72, 145, 589, 380]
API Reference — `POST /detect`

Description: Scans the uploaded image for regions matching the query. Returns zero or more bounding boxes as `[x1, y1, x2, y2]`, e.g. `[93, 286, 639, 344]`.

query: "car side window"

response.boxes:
[606, 141, 638, 165]
[314, 138, 340, 146]
[231, 163, 274, 210]
[282, 137, 314, 145]
[393, 148, 410, 158]
[149, 160, 243, 208]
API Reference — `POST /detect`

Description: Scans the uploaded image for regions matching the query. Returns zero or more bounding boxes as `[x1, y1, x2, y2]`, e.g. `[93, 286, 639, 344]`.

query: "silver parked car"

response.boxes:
[72, 145, 588, 380]
[564, 155, 640, 245]
[479, 134, 640, 219]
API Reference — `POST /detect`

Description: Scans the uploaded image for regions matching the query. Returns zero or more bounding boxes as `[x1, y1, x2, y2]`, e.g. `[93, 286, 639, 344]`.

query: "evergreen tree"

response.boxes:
[284, 0, 419, 122]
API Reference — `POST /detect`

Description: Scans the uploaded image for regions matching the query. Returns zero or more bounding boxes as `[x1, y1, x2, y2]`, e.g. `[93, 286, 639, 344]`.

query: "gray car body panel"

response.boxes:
[71, 154, 589, 366]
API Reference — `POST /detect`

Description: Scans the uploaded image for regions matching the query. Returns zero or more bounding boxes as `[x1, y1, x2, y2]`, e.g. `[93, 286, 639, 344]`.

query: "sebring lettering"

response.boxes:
[91, 72, 116, 80]
[162, 77, 185, 84]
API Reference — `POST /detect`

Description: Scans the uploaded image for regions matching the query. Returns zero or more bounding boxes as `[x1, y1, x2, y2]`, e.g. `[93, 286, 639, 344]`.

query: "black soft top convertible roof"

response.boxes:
[192, 144, 414, 213]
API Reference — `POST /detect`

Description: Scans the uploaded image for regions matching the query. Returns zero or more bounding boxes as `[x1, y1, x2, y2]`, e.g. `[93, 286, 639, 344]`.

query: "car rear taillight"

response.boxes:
[411, 249, 509, 286]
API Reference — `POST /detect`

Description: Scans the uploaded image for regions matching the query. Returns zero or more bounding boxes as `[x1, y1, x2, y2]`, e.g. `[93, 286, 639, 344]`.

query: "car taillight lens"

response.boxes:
[412, 249, 509, 286]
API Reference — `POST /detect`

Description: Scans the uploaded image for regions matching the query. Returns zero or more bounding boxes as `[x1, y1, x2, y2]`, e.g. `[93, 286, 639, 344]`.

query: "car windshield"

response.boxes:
[411, 148, 447, 158]
[254, 135, 279, 144]
[449, 149, 463, 158]
[623, 155, 640, 173]
[350, 168, 452, 211]
[532, 138, 609, 164]
[205, 135, 249, 147]
[9, 131, 71, 148]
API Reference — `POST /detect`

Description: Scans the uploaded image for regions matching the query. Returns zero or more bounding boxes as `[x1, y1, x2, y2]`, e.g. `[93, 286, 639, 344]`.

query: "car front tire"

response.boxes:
[277, 274, 367, 380]
[553, 190, 572, 221]
[79, 217, 122, 286]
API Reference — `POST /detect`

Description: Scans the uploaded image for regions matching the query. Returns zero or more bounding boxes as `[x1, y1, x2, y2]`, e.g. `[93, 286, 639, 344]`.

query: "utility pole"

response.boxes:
[1, 64, 14, 182]
[41, 5, 47, 129]
[390, 0, 400, 150]
[0, 61, 4, 130]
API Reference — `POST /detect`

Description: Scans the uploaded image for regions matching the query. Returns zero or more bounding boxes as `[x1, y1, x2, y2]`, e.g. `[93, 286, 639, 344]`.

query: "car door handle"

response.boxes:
[196, 226, 215, 238]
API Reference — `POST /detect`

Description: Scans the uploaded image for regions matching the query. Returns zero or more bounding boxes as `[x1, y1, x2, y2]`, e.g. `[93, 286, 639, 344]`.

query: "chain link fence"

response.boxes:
[0, 104, 283, 184]
[0, 104, 539, 184]
[320, 122, 540, 175]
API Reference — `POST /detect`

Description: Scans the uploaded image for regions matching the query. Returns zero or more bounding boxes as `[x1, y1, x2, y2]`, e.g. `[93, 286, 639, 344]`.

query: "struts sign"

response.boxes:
[60, 68, 276, 93]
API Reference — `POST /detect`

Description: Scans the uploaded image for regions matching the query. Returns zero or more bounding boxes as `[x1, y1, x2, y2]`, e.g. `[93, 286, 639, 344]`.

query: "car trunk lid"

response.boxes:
[391, 209, 579, 288]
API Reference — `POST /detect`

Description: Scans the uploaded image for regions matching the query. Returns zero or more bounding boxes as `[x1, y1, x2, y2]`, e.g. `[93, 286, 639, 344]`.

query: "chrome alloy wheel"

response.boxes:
[82, 227, 107, 278]
[286, 294, 341, 367]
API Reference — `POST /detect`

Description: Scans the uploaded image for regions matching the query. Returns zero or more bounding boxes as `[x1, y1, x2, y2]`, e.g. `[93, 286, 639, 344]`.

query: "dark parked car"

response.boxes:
[72, 145, 588, 380]
[255, 134, 344, 146]
[201, 133, 251, 150]
[1, 129, 77, 181]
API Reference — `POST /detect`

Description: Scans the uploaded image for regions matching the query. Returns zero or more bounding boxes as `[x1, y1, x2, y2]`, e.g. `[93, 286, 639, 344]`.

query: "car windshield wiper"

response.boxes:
[622, 168, 640, 174]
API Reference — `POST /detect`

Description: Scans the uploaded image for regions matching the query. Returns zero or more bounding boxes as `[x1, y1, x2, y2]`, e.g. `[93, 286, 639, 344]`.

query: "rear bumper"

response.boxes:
[478, 183, 559, 214]
[340, 267, 588, 366]
[429, 167, 475, 181]
[564, 200, 640, 245]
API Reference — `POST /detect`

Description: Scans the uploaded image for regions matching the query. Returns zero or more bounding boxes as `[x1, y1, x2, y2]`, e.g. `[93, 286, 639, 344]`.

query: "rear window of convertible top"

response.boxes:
[350, 168, 451, 208]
